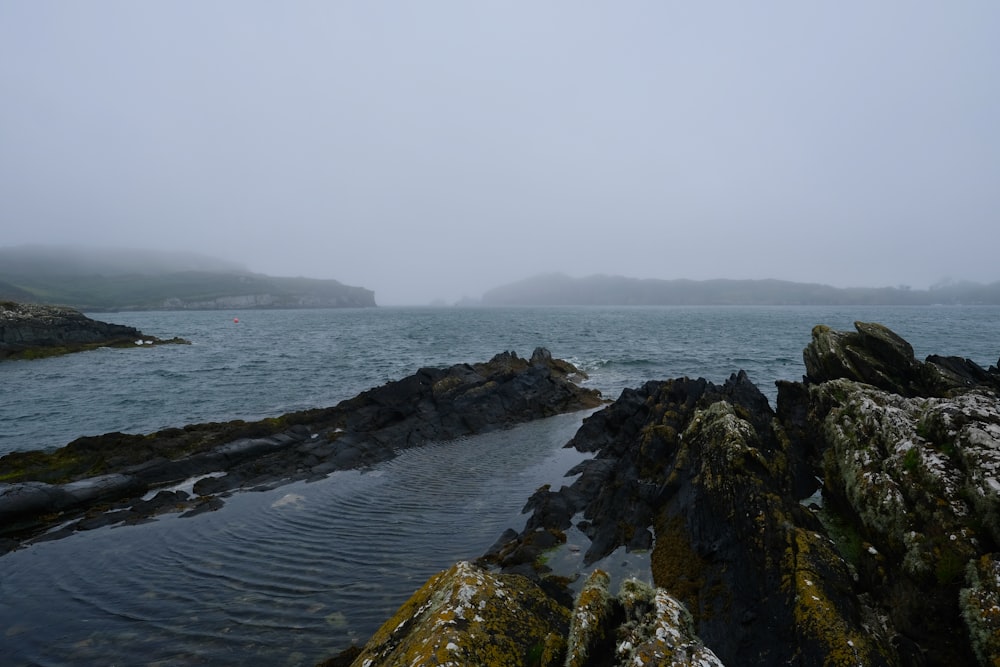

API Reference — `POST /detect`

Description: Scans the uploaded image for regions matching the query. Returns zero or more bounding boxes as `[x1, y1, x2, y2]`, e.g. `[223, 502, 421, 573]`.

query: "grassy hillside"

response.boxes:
[0, 246, 375, 310]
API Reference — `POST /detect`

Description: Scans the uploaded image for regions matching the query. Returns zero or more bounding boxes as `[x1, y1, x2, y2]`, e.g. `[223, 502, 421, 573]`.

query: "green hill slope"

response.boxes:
[0, 246, 376, 310]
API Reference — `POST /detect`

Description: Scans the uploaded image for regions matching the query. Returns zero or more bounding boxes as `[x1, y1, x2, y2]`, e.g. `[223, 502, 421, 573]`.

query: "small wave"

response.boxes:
[152, 368, 188, 379]
[569, 357, 656, 372]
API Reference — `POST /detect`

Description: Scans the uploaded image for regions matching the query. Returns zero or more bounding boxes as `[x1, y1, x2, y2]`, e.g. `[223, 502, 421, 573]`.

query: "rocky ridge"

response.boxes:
[0, 301, 188, 360]
[0, 348, 602, 552]
[342, 322, 1000, 666]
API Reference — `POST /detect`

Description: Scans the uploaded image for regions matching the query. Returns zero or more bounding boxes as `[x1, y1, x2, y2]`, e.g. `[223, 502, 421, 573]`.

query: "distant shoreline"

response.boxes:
[480, 274, 1000, 307]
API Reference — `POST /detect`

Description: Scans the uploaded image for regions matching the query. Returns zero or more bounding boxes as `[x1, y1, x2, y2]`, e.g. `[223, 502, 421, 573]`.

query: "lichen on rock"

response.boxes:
[615, 578, 723, 667]
[349, 561, 570, 667]
[813, 378, 998, 588]
[565, 569, 615, 667]
[961, 554, 1000, 667]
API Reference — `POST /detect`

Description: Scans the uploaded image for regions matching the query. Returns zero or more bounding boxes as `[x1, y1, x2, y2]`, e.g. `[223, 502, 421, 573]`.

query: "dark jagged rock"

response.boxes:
[781, 322, 1000, 666]
[0, 301, 188, 360]
[488, 371, 790, 566]
[803, 320, 1000, 396]
[0, 348, 602, 551]
[369, 321, 996, 666]
[777, 380, 1000, 665]
[479, 370, 893, 665]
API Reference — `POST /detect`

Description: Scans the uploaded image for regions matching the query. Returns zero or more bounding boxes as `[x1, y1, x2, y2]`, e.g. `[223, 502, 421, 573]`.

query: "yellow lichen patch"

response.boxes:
[431, 375, 464, 397]
[641, 423, 677, 446]
[565, 569, 613, 667]
[351, 561, 569, 667]
[650, 514, 711, 621]
[460, 380, 500, 399]
[785, 528, 885, 666]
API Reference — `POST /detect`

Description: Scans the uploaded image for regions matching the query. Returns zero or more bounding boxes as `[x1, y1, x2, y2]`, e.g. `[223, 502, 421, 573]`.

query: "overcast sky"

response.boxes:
[2, 2, 998, 305]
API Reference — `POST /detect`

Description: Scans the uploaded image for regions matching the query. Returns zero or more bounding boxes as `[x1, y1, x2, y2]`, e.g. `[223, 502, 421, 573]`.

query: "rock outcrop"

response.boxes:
[0, 348, 602, 552]
[340, 322, 1000, 666]
[342, 561, 571, 667]
[777, 322, 1000, 665]
[334, 563, 722, 667]
[803, 321, 1000, 396]
[0, 301, 188, 360]
[477, 371, 892, 666]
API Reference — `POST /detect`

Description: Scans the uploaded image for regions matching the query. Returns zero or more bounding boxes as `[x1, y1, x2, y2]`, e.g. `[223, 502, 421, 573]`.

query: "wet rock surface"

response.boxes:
[0, 300, 188, 360]
[0, 348, 602, 551]
[341, 321, 1000, 666]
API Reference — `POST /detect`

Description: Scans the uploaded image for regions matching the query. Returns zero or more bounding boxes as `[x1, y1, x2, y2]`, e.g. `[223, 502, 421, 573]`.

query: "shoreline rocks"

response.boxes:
[0, 348, 603, 552]
[6, 316, 1000, 665]
[0, 301, 189, 360]
[342, 322, 1000, 666]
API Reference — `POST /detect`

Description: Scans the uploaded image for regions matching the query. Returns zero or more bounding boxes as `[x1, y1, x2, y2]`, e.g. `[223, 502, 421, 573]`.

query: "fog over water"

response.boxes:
[2, 2, 999, 305]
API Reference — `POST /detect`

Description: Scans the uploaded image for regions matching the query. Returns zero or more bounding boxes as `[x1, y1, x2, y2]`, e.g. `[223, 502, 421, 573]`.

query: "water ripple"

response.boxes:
[0, 411, 589, 666]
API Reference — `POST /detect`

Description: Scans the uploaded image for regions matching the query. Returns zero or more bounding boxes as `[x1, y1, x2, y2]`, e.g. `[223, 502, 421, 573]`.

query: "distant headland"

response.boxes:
[481, 273, 1000, 306]
[0, 245, 376, 311]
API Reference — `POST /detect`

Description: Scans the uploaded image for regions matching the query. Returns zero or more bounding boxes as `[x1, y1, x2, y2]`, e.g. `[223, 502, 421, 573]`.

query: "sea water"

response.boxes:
[0, 306, 998, 665]
[4, 305, 998, 457]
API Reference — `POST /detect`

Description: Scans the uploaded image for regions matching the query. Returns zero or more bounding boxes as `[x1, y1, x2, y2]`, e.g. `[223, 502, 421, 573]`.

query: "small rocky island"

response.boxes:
[0, 301, 188, 360]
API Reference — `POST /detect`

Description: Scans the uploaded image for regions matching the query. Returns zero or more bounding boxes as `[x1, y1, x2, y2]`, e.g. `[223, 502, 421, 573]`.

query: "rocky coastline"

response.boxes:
[332, 322, 1000, 666]
[4, 320, 1000, 665]
[0, 301, 189, 360]
[0, 347, 602, 552]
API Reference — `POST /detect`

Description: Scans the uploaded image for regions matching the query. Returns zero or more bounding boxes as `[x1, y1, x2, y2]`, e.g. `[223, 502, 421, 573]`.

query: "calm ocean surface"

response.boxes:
[1, 306, 998, 665]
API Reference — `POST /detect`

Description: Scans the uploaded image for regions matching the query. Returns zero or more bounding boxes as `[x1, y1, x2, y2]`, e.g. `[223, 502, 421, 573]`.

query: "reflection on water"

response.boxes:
[0, 412, 592, 667]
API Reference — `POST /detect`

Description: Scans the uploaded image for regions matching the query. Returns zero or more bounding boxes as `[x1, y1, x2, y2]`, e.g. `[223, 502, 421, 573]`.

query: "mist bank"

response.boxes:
[0, 245, 375, 311]
[482, 273, 1000, 306]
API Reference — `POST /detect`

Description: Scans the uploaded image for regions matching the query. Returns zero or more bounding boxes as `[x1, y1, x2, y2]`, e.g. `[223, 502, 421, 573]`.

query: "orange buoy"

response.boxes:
[233, 318, 239, 323]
